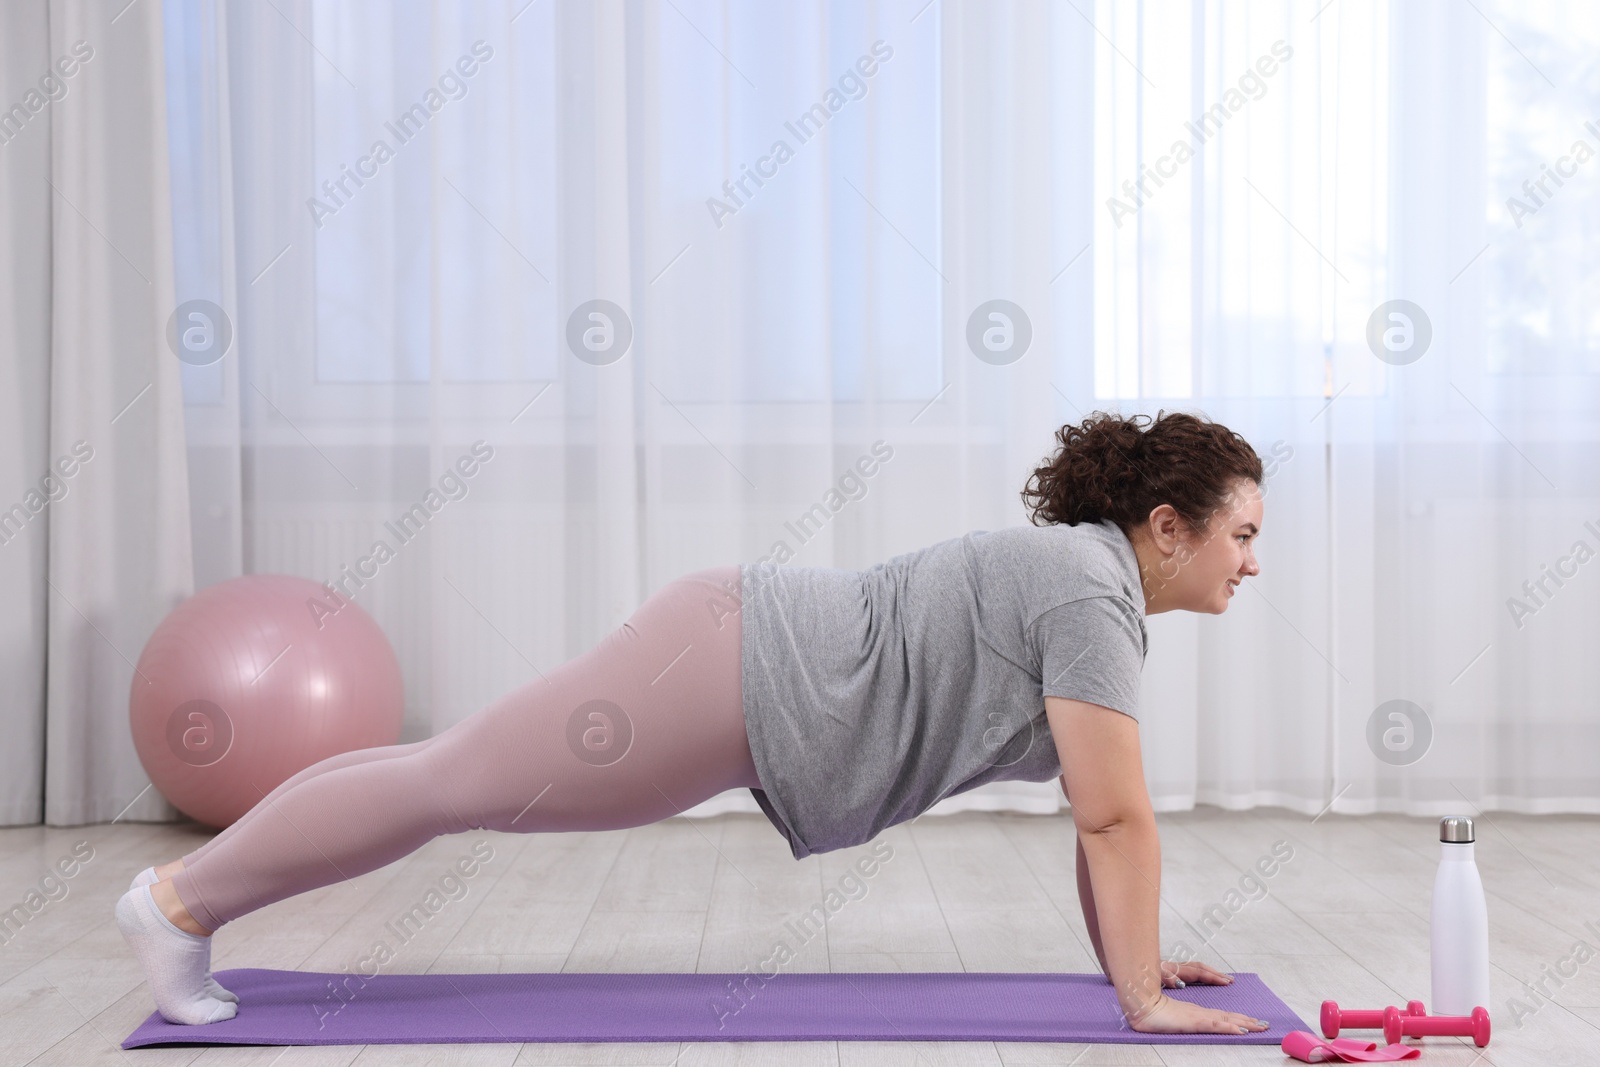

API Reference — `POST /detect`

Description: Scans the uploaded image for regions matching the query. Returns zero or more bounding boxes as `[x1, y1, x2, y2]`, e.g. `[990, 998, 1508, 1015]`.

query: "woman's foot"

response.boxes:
[126, 866, 238, 1004]
[115, 884, 237, 1025]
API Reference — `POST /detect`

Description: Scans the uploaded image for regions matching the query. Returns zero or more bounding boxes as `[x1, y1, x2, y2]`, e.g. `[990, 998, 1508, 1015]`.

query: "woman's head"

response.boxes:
[1020, 410, 1266, 614]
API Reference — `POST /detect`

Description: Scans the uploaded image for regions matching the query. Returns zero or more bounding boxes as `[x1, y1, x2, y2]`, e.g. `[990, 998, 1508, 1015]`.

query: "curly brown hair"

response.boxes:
[1020, 410, 1263, 535]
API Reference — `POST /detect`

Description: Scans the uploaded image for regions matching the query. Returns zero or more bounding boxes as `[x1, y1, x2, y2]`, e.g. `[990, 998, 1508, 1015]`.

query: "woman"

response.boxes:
[118, 409, 1270, 1038]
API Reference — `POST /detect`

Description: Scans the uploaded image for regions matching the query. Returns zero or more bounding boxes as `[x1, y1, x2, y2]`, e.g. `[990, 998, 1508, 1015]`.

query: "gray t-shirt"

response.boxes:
[738, 518, 1148, 860]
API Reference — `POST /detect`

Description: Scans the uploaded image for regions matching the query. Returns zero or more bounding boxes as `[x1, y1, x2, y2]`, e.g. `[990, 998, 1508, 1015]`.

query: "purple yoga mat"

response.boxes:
[122, 968, 1310, 1048]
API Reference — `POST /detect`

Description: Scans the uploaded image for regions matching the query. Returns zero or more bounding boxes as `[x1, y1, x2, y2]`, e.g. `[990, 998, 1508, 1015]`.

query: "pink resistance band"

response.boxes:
[1282, 1031, 1421, 1063]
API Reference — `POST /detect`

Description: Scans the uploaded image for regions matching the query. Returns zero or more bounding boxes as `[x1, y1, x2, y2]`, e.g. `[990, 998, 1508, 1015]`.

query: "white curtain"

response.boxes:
[1103, 0, 1600, 815]
[1, 0, 191, 826]
[141, 0, 1600, 831]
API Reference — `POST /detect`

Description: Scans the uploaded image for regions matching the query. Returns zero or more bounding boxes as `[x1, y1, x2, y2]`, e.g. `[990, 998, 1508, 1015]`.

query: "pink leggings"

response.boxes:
[170, 566, 757, 933]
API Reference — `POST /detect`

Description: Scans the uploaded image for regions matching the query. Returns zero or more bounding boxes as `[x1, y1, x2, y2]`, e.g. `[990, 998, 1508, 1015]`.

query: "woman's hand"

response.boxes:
[1126, 992, 1270, 1035]
[1159, 959, 1234, 988]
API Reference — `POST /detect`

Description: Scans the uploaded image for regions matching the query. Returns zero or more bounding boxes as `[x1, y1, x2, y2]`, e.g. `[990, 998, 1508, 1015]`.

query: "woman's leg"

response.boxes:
[131, 740, 444, 1012]
[160, 738, 441, 874]
[166, 564, 753, 933]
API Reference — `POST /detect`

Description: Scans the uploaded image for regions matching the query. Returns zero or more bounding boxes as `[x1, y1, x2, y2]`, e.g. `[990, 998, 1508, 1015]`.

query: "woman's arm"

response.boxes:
[1046, 697, 1164, 1018]
[1074, 830, 1110, 975]
[1045, 696, 1267, 1035]
[1078, 813, 1166, 1019]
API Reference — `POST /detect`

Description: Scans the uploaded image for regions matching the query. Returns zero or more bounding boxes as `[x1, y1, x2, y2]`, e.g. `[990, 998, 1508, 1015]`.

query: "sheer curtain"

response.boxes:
[1099, 0, 1600, 815]
[1, 0, 191, 827]
[156, 0, 1600, 830]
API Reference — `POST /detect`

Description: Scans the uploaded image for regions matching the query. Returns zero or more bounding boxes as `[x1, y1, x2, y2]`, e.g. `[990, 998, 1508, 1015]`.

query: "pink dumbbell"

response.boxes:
[1320, 999, 1425, 1038]
[1383, 1004, 1491, 1048]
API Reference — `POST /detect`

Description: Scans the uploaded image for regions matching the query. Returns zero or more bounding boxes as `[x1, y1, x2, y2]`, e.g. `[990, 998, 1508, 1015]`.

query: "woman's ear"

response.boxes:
[1146, 504, 1183, 555]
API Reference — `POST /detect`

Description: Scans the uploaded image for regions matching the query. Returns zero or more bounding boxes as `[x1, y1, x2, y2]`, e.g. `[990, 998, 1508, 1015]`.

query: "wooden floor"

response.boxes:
[1, 807, 1596, 1065]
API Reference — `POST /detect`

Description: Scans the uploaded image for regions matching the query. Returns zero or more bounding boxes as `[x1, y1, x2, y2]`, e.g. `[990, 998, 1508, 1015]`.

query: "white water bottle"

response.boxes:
[1431, 815, 1491, 1016]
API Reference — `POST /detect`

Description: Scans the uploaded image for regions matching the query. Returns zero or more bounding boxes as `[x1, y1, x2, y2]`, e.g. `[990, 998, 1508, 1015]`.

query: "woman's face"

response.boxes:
[1141, 478, 1264, 614]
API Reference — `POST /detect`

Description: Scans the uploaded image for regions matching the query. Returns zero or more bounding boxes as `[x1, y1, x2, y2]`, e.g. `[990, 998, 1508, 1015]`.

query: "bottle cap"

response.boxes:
[1439, 815, 1475, 843]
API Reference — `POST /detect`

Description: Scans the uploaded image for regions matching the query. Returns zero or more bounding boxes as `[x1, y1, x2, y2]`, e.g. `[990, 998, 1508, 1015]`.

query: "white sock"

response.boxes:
[128, 868, 238, 1004]
[115, 884, 237, 1025]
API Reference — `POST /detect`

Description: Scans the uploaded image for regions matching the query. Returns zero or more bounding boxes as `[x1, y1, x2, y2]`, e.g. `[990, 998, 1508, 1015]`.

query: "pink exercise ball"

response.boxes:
[129, 574, 404, 829]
